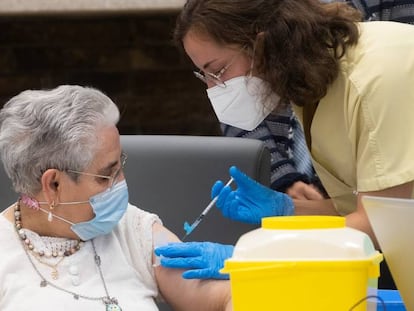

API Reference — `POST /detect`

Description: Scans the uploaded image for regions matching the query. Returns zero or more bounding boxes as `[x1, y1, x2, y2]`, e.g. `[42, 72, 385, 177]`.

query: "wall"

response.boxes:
[0, 10, 221, 311]
[0, 13, 221, 136]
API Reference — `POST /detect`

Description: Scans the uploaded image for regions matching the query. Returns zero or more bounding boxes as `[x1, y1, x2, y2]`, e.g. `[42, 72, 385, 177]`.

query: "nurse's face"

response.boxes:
[182, 29, 252, 89]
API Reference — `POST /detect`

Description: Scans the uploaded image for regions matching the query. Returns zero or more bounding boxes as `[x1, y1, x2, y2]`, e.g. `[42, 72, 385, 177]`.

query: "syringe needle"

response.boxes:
[181, 177, 234, 241]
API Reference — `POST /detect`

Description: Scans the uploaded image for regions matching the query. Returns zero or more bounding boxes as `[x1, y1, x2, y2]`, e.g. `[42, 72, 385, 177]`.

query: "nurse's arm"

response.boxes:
[347, 181, 413, 249]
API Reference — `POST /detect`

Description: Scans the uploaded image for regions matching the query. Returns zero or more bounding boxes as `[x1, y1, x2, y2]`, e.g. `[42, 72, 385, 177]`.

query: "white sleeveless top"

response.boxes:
[0, 204, 161, 311]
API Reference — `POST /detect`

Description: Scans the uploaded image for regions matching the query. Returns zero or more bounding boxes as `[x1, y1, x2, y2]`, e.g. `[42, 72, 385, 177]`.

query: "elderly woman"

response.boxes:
[0, 85, 231, 311]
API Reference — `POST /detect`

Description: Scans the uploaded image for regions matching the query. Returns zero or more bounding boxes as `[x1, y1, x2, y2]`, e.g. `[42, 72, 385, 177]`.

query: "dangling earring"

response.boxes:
[48, 201, 55, 222]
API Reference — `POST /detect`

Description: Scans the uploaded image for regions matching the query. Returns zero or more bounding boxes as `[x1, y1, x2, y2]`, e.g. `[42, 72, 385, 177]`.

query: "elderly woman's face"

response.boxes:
[59, 125, 124, 224]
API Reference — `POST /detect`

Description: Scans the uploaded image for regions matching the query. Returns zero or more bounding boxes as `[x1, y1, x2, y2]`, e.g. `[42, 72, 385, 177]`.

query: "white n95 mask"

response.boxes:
[207, 76, 279, 131]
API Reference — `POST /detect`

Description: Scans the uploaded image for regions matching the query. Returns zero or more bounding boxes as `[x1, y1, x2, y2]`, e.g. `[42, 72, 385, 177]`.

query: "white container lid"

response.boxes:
[231, 216, 377, 261]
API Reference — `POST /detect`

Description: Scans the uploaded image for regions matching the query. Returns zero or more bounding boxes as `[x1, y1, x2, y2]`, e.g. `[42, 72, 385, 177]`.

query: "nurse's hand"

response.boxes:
[286, 181, 324, 200]
[154, 242, 234, 280]
[212, 166, 294, 224]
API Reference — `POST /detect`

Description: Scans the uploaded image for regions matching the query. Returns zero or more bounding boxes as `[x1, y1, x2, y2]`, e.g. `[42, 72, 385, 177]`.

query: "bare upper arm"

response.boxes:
[151, 223, 232, 311]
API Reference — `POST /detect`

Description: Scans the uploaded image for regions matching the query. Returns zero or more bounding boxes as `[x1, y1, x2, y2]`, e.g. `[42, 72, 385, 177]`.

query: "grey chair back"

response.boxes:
[0, 135, 271, 242]
[0, 164, 17, 209]
[120, 135, 270, 244]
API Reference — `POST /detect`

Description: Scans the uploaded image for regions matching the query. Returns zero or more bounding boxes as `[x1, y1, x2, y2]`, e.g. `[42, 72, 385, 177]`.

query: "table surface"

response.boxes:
[377, 290, 406, 311]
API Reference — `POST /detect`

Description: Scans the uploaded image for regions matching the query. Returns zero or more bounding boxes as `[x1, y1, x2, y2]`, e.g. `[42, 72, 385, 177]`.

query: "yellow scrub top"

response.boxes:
[294, 21, 414, 215]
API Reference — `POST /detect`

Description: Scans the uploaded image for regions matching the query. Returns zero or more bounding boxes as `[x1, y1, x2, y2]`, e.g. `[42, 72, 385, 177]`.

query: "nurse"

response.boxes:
[155, 0, 414, 288]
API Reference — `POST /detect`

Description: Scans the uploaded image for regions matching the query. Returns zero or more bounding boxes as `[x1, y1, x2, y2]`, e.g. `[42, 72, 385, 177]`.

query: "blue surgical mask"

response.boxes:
[40, 180, 129, 241]
[71, 180, 129, 240]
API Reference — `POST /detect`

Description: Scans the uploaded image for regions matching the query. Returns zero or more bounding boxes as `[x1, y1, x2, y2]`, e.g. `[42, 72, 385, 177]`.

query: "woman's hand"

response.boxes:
[286, 181, 324, 200]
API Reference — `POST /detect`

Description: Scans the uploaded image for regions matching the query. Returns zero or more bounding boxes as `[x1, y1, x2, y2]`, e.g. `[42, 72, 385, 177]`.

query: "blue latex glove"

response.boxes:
[154, 242, 234, 280]
[212, 166, 294, 224]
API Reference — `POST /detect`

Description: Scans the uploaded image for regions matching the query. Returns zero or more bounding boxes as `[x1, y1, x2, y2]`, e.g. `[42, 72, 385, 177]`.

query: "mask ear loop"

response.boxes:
[248, 41, 257, 79]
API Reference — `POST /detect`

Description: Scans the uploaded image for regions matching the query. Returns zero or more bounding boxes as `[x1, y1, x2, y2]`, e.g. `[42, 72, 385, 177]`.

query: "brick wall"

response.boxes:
[0, 13, 221, 136]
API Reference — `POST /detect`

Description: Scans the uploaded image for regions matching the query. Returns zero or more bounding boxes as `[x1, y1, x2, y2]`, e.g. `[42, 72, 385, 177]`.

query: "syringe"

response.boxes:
[181, 177, 234, 241]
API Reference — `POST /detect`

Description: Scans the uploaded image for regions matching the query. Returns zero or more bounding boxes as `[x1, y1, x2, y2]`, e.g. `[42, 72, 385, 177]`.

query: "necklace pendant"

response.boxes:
[106, 303, 122, 311]
[51, 268, 59, 280]
[40, 280, 47, 287]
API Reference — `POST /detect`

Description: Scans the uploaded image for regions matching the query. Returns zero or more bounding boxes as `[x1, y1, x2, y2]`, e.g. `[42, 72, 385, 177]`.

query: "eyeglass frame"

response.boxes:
[193, 46, 247, 88]
[66, 152, 128, 190]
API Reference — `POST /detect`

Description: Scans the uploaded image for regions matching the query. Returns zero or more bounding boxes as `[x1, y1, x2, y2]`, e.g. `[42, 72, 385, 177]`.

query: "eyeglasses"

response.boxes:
[67, 152, 128, 190]
[193, 47, 246, 88]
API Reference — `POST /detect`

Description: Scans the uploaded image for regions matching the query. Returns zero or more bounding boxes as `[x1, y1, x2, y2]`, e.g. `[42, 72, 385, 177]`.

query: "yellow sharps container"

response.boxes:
[221, 216, 383, 311]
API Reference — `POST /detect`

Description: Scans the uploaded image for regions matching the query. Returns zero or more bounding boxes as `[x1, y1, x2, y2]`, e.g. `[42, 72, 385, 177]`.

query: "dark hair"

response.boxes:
[174, 0, 362, 107]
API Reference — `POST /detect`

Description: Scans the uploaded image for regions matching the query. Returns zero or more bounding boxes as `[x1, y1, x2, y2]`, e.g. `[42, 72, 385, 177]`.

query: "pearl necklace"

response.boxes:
[14, 201, 122, 310]
[14, 201, 82, 258]
[14, 201, 83, 280]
